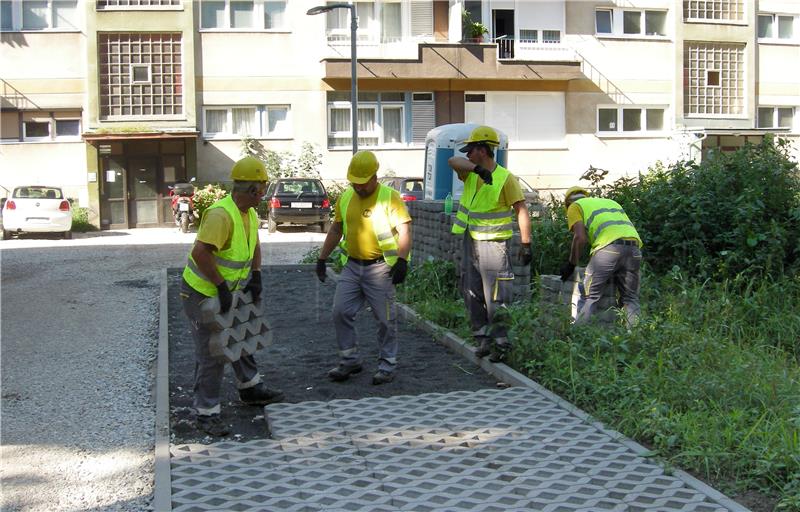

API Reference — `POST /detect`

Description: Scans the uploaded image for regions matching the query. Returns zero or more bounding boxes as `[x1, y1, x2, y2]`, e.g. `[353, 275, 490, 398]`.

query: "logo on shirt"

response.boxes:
[362, 208, 372, 218]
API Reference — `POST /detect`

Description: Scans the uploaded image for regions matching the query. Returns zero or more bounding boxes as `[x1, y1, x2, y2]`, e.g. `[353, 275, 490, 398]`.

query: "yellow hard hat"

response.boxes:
[564, 186, 590, 203]
[231, 156, 268, 182]
[347, 150, 380, 184]
[459, 125, 500, 152]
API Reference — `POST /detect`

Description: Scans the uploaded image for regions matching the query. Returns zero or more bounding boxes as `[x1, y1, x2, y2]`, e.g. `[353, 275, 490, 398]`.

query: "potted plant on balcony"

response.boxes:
[462, 10, 489, 43]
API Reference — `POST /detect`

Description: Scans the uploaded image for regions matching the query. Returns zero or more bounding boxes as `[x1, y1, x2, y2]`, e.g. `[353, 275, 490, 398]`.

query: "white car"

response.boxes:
[2, 186, 73, 239]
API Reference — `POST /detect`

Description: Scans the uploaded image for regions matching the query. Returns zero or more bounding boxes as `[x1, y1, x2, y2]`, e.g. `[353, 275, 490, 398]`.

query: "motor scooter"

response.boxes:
[169, 178, 197, 233]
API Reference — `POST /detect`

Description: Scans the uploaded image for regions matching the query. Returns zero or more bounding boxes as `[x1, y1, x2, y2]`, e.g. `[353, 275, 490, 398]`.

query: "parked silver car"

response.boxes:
[2, 186, 73, 239]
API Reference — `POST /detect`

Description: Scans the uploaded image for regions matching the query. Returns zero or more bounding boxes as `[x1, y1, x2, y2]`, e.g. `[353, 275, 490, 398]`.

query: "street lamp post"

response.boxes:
[307, 3, 359, 154]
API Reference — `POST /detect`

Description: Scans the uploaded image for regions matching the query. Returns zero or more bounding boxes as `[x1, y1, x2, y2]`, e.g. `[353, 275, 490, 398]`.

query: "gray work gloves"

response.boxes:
[243, 270, 262, 302]
[216, 282, 233, 313]
[517, 243, 532, 266]
[473, 165, 493, 185]
[316, 259, 327, 282]
[560, 261, 576, 282]
[389, 257, 408, 285]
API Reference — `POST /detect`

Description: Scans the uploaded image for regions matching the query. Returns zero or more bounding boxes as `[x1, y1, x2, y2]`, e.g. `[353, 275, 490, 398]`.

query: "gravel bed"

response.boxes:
[0, 229, 322, 511]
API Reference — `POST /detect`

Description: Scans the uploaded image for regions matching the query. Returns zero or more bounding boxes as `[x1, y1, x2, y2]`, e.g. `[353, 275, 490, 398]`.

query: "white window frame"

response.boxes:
[129, 64, 152, 84]
[706, 69, 721, 88]
[203, 105, 291, 139]
[54, 118, 81, 140]
[380, 104, 405, 146]
[757, 13, 798, 43]
[596, 106, 669, 137]
[2, 0, 80, 32]
[22, 120, 52, 141]
[757, 106, 796, 130]
[326, 92, 425, 149]
[198, 0, 289, 31]
[595, 8, 669, 39]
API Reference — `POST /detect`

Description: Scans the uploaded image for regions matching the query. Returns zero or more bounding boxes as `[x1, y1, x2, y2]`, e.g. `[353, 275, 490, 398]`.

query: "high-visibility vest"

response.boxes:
[451, 165, 513, 241]
[338, 184, 401, 266]
[182, 195, 258, 296]
[575, 197, 642, 254]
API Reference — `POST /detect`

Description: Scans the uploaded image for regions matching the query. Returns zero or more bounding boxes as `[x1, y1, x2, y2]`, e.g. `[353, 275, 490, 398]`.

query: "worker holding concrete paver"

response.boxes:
[315, 150, 412, 386]
[561, 186, 643, 327]
[181, 156, 284, 437]
[448, 125, 532, 363]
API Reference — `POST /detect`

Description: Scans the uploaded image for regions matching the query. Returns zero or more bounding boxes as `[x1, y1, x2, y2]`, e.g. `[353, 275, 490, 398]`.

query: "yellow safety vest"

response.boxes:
[182, 195, 258, 296]
[575, 197, 642, 254]
[451, 165, 513, 241]
[338, 184, 401, 266]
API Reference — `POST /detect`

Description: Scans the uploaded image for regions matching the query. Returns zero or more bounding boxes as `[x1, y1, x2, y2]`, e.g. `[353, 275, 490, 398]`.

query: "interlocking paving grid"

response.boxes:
[170, 386, 742, 512]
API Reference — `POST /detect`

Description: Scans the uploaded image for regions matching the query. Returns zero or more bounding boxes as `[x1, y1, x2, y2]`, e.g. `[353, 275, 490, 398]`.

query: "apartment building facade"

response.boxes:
[1, 0, 798, 229]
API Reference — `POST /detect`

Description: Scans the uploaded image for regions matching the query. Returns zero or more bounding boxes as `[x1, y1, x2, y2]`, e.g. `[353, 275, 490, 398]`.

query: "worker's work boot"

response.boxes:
[196, 414, 230, 437]
[489, 342, 511, 363]
[474, 337, 491, 358]
[327, 363, 363, 382]
[239, 383, 285, 406]
[372, 370, 395, 385]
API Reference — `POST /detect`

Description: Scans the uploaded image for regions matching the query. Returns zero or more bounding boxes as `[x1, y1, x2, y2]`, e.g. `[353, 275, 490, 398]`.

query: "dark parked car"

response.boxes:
[263, 178, 331, 233]
[378, 177, 424, 201]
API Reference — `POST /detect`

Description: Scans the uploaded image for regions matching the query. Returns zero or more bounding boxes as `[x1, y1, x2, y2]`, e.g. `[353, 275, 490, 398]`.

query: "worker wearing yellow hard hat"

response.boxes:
[448, 125, 533, 363]
[181, 155, 283, 437]
[316, 150, 412, 386]
[562, 185, 643, 327]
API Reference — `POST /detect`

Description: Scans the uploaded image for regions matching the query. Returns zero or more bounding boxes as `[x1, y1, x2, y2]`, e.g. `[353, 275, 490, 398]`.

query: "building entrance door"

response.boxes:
[127, 157, 161, 227]
[101, 156, 128, 229]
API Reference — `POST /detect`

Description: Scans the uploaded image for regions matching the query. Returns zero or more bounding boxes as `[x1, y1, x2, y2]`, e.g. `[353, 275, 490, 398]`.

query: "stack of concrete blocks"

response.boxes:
[199, 290, 273, 361]
[540, 267, 618, 323]
[407, 200, 531, 301]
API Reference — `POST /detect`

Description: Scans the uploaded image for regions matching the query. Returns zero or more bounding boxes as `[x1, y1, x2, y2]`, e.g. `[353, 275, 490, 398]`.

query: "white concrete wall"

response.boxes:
[0, 142, 88, 204]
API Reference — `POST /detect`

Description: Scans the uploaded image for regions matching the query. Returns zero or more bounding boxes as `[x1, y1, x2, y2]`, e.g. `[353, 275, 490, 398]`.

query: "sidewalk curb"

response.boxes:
[154, 268, 171, 511]
[394, 302, 750, 512]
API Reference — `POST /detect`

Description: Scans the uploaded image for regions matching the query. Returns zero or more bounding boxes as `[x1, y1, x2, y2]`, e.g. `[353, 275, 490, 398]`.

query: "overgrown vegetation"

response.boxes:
[192, 183, 228, 220]
[400, 139, 800, 509]
[66, 199, 97, 232]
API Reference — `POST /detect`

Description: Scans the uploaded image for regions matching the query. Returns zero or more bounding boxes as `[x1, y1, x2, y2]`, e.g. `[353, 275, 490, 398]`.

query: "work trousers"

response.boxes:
[576, 244, 642, 327]
[181, 280, 261, 416]
[332, 260, 398, 373]
[459, 234, 514, 347]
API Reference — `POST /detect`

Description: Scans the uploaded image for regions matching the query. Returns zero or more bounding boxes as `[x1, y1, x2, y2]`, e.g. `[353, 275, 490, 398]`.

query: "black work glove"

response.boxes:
[517, 243, 532, 266]
[316, 259, 327, 282]
[559, 261, 576, 282]
[473, 165, 493, 185]
[389, 257, 408, 285]
[243, 270, 262, 302]
[216, 282, 233, 313]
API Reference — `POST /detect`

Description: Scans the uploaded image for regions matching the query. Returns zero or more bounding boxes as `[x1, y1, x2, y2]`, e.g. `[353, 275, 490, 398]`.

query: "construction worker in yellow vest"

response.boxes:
[181, 156, 284, 437]
[561, 186, 643, 327]
[448, 125, 532, 363]
[315, 151, 412, 386]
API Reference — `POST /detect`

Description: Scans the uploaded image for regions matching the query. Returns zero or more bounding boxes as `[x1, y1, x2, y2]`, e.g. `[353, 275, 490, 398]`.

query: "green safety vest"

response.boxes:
[182, 195, 258, 296]
[575, 197, 642, 254]
[338, 184, 401, 266]
[451, 165, 514, 241]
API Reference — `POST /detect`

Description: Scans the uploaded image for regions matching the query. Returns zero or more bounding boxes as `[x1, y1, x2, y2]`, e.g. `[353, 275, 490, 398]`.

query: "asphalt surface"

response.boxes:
[0, 227, 325, 512]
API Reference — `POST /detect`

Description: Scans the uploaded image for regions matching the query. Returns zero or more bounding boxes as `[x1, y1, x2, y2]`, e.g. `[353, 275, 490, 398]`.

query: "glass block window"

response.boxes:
[684, 42, 745, 116]
[684, 0, 744, 22]
[98, 33, 183, 118]
[97, 0, 180, 8]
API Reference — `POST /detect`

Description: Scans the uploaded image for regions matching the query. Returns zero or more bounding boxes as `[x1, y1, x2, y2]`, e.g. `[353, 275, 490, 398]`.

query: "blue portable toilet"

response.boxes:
[423, 123, 508, 200]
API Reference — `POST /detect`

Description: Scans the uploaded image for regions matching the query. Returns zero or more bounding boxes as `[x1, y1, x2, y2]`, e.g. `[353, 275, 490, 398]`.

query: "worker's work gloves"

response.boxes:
[473, 165, 493, 185]
[316, 259, 327, 282]
[559, 262, 576, 282]
[517, 243, 532, 267]
[389, 258, 408, 285]
[216, 282, 233, 313]
[243, 270, 262, 302]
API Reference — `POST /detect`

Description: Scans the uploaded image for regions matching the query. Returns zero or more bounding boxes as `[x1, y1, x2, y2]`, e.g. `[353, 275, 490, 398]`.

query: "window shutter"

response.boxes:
[410, 1, 433, 38]
[411, 102, 435, 144]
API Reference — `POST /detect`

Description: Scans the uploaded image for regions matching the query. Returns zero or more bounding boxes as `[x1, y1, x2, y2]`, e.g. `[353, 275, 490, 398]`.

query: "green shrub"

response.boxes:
[193, 183, 228, 219]
[70, 205, 97, 232]
[530, 196, 573, 276]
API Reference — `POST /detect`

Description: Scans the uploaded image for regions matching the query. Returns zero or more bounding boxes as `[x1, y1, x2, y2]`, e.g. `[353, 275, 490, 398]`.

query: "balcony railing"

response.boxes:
[493, 37, 578, 62]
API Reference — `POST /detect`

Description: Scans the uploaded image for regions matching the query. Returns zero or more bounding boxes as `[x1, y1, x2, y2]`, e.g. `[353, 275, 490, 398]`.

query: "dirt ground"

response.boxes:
[168, 266, 499, 444]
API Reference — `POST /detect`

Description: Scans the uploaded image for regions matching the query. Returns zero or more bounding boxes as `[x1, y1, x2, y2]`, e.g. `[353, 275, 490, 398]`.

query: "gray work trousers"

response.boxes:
[332, 260, 398, 373]
[181, 280, 261, 416]
[459, 234, 514, 347]
[576, 244, 642, 327]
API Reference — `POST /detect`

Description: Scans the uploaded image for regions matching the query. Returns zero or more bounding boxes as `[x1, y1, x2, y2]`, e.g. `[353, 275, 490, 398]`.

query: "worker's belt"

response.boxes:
[349, 257, 385, 266]
[612, 239, 638, 247]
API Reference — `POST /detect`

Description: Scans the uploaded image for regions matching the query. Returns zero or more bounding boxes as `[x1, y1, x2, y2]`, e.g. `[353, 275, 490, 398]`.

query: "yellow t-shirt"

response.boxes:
[566, 203, 583, 230]
[197, 206, 252, 251]
[456, 167, 525, 208]
[334, 187, 411, 259]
